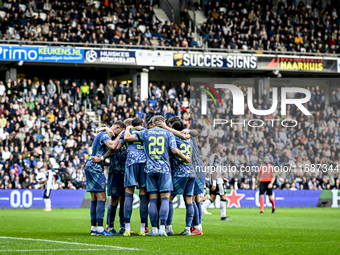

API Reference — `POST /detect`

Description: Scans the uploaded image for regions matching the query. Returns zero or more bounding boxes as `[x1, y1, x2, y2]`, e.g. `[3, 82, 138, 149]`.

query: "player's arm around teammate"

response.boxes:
[92, 130, 124, 163]
[155, 120, 190, 140]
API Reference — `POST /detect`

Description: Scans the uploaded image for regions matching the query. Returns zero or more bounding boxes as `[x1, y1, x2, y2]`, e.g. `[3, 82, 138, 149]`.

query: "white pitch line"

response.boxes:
[0, 249, 104, 252]
[0, 236, 141, 251]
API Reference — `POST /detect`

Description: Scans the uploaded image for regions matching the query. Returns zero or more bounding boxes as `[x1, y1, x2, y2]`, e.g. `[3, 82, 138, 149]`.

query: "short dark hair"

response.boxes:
[212, 143, 221, 152]
[165, 118, 171, 126]
[132, 117, 144, 127]
[146, 120, 153, 129]
[172, 121, 184, 131]
[168, 116, 181, 125]
[113, 121, 126, 129]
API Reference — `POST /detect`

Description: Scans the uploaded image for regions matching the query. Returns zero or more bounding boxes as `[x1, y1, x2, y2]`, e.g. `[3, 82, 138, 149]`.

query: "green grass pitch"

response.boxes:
[0, 208, 339, 254]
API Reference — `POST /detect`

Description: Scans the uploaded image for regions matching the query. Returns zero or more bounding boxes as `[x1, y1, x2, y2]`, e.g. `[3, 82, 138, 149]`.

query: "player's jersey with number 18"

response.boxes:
[171, 136, 191, 177]
[138, 128, 177, 174]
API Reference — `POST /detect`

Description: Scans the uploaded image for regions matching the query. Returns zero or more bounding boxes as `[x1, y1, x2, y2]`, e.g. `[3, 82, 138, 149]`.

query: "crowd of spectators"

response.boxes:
[194, 85, 340, 190]
[1, 0, 340, 54]
[200, 0, 340, 53]
[0, 77, 98, 190]
[0, 0, 198, 48]
[0, 77, 192, 190]
[0, 75, 340, 191]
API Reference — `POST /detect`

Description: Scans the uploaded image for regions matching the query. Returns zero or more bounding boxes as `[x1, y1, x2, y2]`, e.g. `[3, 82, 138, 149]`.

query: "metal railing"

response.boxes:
[160, 0, 175, 23]
[0, 39, 339, 58]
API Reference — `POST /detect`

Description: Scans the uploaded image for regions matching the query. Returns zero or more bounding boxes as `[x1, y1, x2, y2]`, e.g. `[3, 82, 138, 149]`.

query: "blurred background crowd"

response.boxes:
[0, 0, 340, 53]
[0, 76, 340, 191]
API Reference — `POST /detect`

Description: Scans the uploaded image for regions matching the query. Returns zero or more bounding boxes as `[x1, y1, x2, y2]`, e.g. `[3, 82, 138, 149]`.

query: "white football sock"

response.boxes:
[125, 223, 131, 232]
[140, 223, 145, 232]
[220, 200, 227, 218]
[44, 198, 48, 208]
[91, 226, 97, 231]
[185, 226, 190, 231]
[47, 199, 51, 209]
[97, 226, 104, 232]
[166, 225, 172, 230]
[202, 199, 212, 212]
[160, 225, 165, 231]
[194, 225, 200, 230]
[152, 227, 158, 233]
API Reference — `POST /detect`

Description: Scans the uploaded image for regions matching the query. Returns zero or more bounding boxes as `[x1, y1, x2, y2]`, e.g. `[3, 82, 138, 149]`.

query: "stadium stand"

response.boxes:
[198, 0, 340, 53]
[0, 77, 340, 191]
[0, 0, 197, 48]
[0, 0, 339, 53]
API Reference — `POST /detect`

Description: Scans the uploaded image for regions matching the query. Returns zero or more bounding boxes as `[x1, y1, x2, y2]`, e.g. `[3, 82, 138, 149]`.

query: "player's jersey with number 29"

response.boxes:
[138, 128, 177, 174]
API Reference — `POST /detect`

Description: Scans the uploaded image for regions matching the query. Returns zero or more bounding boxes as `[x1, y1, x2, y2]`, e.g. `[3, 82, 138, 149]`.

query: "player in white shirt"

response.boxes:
[39, 167, 54, 211]
[201, 143, 232, 221]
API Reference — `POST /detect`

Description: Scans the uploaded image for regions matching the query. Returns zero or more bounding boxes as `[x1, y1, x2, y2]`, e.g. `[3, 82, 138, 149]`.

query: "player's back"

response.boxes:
[209, 153, 223, 184]
[171, 136, 191, 177]
[45, 170, 54, 190]
[91, 132, 111, 157]
[125, 128, 147, 167]
[86, 131, 112, 173]
[141, 127, 175, 174]
[109, 143, 127, 173]
[191, 137, 204, 178]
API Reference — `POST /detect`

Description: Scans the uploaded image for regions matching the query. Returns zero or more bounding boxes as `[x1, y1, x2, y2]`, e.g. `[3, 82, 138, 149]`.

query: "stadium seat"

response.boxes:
[107, 24, 115, 30]
[39, 13, 47, 21]
[49, 158, 60, 169]
[219, 7, 227, 14]
[8, 27, 14, 34]
[93, 1, 101, 9]
[19, 4, 27, 12]
[138, 25, 146, 33]
[0, 11, 6, 19]
[95, 109, 103, 116]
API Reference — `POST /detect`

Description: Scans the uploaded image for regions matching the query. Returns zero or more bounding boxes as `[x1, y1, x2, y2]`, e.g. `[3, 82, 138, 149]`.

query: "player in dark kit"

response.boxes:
[256, 155, 276, 214]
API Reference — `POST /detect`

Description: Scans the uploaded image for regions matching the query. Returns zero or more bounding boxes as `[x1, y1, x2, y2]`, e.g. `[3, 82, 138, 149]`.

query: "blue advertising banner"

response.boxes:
[203, 190, 322, 209]
[0, 190, 86, 209]
[173, 53, 257, 69]
[0, 189, 323, 209]
[131, 190, 322, 209]
[84, 49, 136, 65]
[0, 45, 84, 63]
